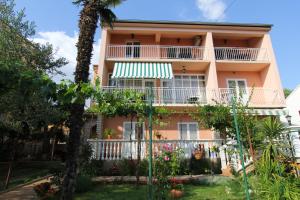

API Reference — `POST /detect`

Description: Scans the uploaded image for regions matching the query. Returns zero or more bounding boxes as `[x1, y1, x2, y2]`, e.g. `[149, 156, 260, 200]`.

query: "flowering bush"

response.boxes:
[33, 182, 57, 199]
[154, 144, 184, 199]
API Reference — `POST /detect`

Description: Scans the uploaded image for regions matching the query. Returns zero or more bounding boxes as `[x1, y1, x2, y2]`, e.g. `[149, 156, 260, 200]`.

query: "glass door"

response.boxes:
[123, 122, 144, 159]
[161, 80, 174, 104]
[227, 79, 248, 103]
[144, 80, 155, 102]
[125, 42, 140, 58]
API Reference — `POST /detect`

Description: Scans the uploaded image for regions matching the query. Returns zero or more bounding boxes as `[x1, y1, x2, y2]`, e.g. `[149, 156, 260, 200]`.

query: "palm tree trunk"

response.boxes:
[61, 1, 99, 199]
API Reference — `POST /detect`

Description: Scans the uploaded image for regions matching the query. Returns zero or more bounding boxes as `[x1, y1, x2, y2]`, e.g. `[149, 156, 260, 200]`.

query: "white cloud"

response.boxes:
[196, 0, 226, 21]
[33, 31, 101, 82]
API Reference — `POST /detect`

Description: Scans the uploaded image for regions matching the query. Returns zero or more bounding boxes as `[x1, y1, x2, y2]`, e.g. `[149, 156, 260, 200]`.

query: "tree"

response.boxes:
[61, 1, 120, 198]
[191, 96, 261, 161]
[283, 88, 292, 98]
[0, 0, 67, 189]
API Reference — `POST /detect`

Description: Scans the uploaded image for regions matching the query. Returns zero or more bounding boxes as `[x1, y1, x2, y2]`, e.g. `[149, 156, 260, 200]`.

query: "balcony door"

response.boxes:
[161, 75, 205, 104]
[178, 122, 198, 140]
[227, 79, 248, 103]
[123, 122, 145, 159]
[125, 42, 140, 58]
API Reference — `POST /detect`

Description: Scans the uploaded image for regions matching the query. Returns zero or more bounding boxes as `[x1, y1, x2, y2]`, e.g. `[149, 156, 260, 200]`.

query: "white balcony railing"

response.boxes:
[214, 47, 268, 62]
[88, 139, 224, 160]
[101, 87, 284, 107]
[218, 87, 285, 107]
[102, 86, 212, 105]
[106, 45, 207, 60]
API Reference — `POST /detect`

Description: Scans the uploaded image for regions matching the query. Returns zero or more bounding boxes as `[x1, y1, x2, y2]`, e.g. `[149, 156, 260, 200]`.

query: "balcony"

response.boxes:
[106, 45, 207, 61]
[218, 87, 285, 107]
[101, 87, 285, 107]
[102, 86, 213, 105]
[214, 47, 268, 62]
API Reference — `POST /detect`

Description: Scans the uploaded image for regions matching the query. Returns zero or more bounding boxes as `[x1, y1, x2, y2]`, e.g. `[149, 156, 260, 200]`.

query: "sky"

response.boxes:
[15, 0, 300, 89]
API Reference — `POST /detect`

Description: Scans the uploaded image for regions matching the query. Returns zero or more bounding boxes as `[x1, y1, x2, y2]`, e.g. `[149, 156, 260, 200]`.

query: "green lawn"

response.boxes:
[74, 183, 245, 200]
[0, 161, 62, 191]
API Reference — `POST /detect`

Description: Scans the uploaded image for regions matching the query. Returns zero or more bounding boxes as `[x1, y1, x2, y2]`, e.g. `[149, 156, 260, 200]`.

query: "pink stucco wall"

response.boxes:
[217, 71, 263, 88]
[102, 114, 214, 140]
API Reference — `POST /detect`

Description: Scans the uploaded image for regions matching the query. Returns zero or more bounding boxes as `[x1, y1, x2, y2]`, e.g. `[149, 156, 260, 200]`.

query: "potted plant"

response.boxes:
[103, 128, 115, 139]
[170, 179, 184, 199]
[154, 131, 162, 140]
[193, 144, 205, 160]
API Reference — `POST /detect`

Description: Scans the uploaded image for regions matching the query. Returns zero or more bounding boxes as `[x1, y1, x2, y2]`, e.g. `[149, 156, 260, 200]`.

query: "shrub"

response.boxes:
[33, 182, 57, 198]
[75, 176, 93, 193]
[139, 159, 149, 176]
[250, 143, 300, 199]
[119, 159, 136, 176]
[154, 144, 184, 199]
[190, 157, 222, 174]
[81, 159, 103, 177]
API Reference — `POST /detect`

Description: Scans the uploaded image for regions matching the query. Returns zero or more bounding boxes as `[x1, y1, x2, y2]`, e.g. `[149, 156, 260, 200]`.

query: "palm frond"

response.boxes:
[98, 7, 117, 28]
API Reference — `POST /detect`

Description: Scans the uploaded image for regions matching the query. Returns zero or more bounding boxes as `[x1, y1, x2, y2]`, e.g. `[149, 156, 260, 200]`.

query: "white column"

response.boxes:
[219, 146, 227, 170]
[290, 131, 300, 163]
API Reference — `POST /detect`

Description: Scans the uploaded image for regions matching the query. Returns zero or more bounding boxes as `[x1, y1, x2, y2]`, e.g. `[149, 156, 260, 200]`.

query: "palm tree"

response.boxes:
[259, 117, 286, 141]
[61, 1, 120, 199]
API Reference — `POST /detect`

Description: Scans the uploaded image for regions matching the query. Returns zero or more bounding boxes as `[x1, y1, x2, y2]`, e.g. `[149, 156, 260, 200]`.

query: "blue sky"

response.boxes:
[16, 0, 300, 89]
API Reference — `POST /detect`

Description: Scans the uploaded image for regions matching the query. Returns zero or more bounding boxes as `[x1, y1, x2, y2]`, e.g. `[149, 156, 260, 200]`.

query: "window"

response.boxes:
[227, 79, 248, 104]
[125, 42, 140, 58]
[123, 122, 144, 140]
[123, 122, 144, 159]
[108, 75, 154, 88]
[178, 123, 198, 140]
[174, 75, 205, 88]
[162, 75, 206, 104]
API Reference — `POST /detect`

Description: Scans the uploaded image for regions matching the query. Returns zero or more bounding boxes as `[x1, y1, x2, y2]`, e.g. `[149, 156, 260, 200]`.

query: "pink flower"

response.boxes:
[163, 144, 173, 152]
[164, 156, 170, 161]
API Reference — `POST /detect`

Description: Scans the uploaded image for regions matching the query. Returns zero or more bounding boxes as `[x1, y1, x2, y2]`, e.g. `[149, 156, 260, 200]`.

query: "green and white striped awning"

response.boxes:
[247, 109, 288, 116]
[111, 62, 173, 79]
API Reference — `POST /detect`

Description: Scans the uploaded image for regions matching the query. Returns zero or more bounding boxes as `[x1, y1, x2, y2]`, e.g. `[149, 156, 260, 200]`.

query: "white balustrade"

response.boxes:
[106, 45, 207, 60]
[214, 47, 268, 62]
[87, 139, 224, 161]
[218, 87, 285, 107]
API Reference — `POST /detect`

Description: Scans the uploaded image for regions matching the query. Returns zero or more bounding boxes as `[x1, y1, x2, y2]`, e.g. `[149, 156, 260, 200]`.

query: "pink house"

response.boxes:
[89, 20, 286, 171]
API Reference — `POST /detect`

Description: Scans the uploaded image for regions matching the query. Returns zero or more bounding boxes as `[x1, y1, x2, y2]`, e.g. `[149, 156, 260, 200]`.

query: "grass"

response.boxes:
[0, 161, 62, 191]
[73, 182, 245, 200]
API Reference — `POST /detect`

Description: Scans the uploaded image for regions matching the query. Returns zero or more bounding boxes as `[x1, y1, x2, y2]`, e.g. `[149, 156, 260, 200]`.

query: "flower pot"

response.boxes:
[107, 135, 112, 139]
[170, 189, 184, 199]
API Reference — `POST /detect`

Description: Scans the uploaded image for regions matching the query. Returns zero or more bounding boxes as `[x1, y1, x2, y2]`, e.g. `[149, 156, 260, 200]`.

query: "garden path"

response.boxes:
[0, 178, 50, 200]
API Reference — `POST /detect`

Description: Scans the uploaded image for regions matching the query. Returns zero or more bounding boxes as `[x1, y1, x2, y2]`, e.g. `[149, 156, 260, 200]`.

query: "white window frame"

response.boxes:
[161, 74, 206, 88]
[108, 74, 156, 88]
[226, 79, 249, 104]
[125, 40, 141, 58]
[226, 79, 248, 89]
[177, 122, 199, 140]
[123, 121, 145, 140]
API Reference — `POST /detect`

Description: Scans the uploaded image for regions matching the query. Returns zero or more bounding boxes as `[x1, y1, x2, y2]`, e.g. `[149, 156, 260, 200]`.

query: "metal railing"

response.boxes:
[214, 47, 268, 61]
[101, 86, 284, 107]
[218, 87, 285, 107]
[102, 86, 210, 105]
[106, 45, 207, 60]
